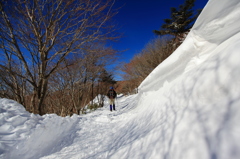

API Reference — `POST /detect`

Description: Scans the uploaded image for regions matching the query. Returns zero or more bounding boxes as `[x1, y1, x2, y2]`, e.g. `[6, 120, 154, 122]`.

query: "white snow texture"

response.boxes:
[1, 0, 240, 158]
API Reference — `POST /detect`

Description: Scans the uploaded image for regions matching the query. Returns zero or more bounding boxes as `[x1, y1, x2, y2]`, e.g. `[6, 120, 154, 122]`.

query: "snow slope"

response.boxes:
[1, 0, 240, 158]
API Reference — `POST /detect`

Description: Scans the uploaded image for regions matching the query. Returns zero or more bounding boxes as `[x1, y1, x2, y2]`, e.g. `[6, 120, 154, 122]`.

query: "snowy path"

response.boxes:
[39, 95, 138, 159]
[0, 95, 139, 159]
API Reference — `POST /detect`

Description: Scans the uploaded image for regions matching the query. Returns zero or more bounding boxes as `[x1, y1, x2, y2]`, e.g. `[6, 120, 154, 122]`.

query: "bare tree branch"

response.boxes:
[0, 0, 119, 115]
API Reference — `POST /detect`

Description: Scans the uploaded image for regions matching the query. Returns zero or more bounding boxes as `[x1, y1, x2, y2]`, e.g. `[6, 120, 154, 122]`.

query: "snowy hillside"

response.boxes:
[1, 0, 240, 158]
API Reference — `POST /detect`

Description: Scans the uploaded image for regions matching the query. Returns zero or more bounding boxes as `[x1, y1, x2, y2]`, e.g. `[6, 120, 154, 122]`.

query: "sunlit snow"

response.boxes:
[1, 0, 240, 158]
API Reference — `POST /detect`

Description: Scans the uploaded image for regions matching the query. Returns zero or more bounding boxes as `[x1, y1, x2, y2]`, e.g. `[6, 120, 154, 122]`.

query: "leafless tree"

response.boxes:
[43, 43, 117, 116]
[0, 0, 118, 115]
[121, 37, 174, 94]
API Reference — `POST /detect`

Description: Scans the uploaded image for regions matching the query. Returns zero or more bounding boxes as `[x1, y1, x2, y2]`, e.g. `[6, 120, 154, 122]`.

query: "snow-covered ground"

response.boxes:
[1, 0, 240, 158]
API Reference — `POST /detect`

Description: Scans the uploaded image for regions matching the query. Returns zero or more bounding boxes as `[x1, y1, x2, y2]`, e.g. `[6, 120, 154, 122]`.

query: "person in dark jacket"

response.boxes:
[107, 86, 117, 111]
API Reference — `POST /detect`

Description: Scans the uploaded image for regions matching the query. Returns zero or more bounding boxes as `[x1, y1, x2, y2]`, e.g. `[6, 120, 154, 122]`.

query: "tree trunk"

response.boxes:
[37, 78, 48, 115]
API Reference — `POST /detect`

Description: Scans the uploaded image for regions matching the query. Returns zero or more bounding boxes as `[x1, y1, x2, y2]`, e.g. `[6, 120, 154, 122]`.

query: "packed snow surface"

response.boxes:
[1, 0, 240, 158]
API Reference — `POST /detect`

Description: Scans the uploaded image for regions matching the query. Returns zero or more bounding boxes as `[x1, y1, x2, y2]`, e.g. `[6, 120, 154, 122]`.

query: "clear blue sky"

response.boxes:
[111, 0, 209, 64]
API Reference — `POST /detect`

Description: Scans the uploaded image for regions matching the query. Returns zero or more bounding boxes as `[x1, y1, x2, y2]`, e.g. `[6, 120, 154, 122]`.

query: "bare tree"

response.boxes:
[0, 0, 118, 115]
[121, 37, 174, 94]
[43, 43, 117, 116]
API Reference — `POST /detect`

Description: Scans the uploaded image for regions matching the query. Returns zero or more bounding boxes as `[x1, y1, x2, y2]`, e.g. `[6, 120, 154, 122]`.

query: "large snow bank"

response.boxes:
[139, 0, 240, 92]
[0, 99, 79, 159]
[133, 0, 240, 158]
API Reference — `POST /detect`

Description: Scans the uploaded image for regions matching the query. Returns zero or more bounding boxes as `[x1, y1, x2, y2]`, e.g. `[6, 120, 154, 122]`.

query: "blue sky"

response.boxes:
[111, 0, 209, 64]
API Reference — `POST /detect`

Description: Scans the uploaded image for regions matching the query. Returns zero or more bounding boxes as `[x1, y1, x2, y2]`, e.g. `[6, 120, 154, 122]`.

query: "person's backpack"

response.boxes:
[108, 89, 116, 99]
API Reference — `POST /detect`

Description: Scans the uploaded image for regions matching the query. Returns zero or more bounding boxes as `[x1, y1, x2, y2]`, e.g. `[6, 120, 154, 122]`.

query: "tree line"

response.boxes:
[0, 0, 202, 116]
[120, 0, 201, 94]
[0, 0, 118, 116]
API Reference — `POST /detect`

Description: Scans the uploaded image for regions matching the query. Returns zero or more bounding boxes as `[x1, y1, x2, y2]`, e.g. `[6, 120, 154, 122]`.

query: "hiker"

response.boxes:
[107, 86, 117, 111]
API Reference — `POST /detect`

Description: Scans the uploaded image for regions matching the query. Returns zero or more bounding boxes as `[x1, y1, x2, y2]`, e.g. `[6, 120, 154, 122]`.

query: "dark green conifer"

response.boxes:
[154, 0, 200, 40]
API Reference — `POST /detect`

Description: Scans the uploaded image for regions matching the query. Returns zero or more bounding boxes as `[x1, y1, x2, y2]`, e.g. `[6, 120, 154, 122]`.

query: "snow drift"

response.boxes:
[139, 0, 240, 92]
[1, 0, 240, 158]
[0, 99, 80, 159]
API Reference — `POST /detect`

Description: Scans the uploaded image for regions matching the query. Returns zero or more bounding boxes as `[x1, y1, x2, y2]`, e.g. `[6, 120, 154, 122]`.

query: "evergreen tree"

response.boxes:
[154, 0, 200, 41]
[99, 69, 116, 85]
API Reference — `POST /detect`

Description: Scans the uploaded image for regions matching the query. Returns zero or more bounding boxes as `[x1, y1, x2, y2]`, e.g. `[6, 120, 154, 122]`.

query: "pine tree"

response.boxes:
[99, 69, 116, 85]
[154, 0, 200, 41]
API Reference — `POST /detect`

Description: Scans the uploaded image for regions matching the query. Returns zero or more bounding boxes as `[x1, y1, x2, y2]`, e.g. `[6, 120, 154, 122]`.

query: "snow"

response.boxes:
[1, 0, 240, 158]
